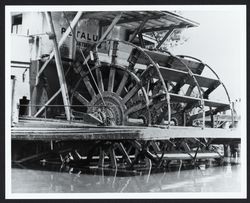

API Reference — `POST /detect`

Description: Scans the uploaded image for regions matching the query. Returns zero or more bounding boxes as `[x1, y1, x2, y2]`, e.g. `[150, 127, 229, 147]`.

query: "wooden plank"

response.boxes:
[138, 33, 145, 48]
[95, 68, 104, 92]
[133, 49, 204, 75]
[100, 13, 164, 26]
[143, 50, 171, 67]
[185, 85, 195, 96]
[203, 81, 221, 98]
[108, 146, 117, 168]
[204, 100, 230, 109]
[169, 93, 230, 108]
[150, 141, 161, 153]
[12, 125, 241, 141]
[117, 142, 132, 165]
[125, 102, 145, 115]
[144, 149, 158, 164]
[169, 93, 199, 104]
[99, 11, 198, 30]
[73, 91, 89, 105]
[129, 17, 150, 42]
[188, 110, 213, 124]
[12, 117, 240, 143]
[83, 76, 96, 98]
[158, 152, 220, 160]
[170, 79, 186, 94]
[34, 88, 61, 117]
[147, 18, 164, 26]
[168, 57, 204, 75]
[116, 72, 129, 96]
[14, 151, 52, 163]
[99, 12, 123, 42]
[108, 67, 116, 92]
[122, 84, 141, 104]
[158, 66, 220, 89]
[127, 48, 141, 71]
[14, 118, 145, 129]
[98, 147, 105, 168]
[141, 24, 185, 33]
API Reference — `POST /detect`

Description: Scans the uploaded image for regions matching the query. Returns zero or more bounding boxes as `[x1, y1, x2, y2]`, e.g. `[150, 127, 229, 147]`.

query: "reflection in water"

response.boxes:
[12, 158, 241, 193]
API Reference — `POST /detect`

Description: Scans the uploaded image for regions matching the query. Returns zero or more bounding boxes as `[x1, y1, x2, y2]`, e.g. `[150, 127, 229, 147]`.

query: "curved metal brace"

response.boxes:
[204, 64, 234, 127]
[176, 55, 234, 127]
[93, 39, 171, 127]
[166, 54, 205, 129]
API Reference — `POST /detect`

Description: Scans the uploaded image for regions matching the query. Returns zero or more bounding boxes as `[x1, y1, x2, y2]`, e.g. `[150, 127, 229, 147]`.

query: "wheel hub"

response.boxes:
[88, 92, 126, 125]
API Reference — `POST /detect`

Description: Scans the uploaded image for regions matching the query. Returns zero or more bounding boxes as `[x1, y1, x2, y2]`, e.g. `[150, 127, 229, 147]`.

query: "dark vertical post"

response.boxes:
[11, 75, 18, 125]
[45, 12, 71, 121]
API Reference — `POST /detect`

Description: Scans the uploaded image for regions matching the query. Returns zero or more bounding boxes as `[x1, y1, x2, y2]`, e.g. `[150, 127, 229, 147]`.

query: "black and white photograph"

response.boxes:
[5, 5, 246, 199]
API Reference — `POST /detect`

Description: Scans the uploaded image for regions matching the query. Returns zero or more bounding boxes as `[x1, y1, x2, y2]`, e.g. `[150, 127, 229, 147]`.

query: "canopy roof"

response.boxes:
[79, 11, 199, 33]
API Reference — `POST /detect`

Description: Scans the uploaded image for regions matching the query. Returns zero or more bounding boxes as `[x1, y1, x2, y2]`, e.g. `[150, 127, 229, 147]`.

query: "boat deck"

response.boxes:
[11, 118, 241, 142]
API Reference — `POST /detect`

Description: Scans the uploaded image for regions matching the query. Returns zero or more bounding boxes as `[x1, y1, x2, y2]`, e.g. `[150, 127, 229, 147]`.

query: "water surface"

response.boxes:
[12, 158, 241, 193]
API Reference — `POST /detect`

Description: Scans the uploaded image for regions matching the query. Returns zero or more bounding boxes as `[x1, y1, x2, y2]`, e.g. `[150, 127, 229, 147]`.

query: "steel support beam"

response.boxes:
[45, 12, 71, 121]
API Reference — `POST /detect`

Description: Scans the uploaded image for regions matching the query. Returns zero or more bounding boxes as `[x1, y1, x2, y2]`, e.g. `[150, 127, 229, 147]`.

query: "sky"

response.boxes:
[168, 8, 246, 103]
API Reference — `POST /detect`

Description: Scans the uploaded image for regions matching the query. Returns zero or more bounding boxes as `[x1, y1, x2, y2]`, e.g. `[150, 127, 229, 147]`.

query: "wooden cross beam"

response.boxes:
[156, 27, 175, 49]
[98, 12, 123, 43]
[129, 17, 150, 42]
